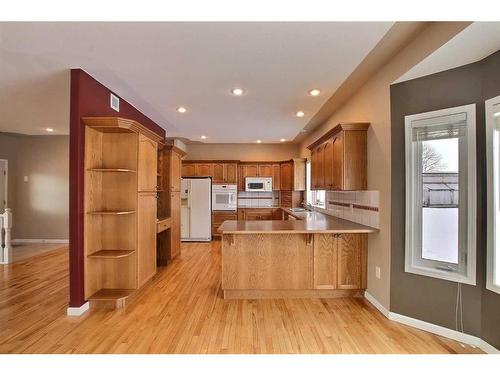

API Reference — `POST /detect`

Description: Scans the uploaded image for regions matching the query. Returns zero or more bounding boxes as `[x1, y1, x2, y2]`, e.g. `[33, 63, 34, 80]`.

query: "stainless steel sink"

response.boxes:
[289, 208, 306, 212]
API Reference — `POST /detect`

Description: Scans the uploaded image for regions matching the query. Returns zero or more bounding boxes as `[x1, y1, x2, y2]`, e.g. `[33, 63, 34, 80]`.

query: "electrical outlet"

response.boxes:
[375, 266, 381, 279]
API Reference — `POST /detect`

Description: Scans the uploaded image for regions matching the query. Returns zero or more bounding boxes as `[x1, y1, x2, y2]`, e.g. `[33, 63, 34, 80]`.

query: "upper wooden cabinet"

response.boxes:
[181, 163, 196, 177]
[258, 164, 273, 177]
[213, 162, 238, 184]
[138, 134, 158, 192]
[183, 161, 238, 184]
[272, 164, 281, 191]
[308, 123, 369, 191]
[280, 158, 306, 191]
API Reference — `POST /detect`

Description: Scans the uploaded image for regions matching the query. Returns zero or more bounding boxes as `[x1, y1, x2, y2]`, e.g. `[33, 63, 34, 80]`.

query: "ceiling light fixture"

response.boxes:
[201, 135, 207, 140]
[256, 140, 262, 143]
[176, 106, 187, 113]
[308, 89, 321, 96]
[296, 111, 305, 118]
[45, 128, 54, 132]
[280, 138, 286, 142]
[231, 88, 244, 96]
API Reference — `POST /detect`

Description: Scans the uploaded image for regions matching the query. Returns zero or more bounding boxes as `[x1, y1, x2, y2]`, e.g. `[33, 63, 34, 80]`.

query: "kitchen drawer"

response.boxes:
[212, 211, 237, 224]
[157, 217, 172, 233]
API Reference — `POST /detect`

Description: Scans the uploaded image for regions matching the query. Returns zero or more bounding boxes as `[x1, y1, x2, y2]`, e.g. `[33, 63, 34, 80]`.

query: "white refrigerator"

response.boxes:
[181, 178, 212, 242]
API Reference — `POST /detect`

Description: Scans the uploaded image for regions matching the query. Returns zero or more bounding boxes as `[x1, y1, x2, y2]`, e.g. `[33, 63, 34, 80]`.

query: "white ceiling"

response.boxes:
[395, 22, 500, 84]
[0, 22, 393, 141]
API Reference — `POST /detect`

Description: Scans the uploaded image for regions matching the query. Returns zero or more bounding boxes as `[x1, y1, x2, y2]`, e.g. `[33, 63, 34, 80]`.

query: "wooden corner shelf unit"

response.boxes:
[83, 117, 162, 308]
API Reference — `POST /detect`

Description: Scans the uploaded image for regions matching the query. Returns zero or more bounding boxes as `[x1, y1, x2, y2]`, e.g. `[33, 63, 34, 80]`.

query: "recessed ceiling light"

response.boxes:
[201, 135, 207, 140]
[45, 128, 54, 132]
[308, 89, 321, 96]
[256, 140, 262, 143]
[280, 138, 286, 142]
[231, 88, 244, 96]
[176, 106, 187, 113]
[300, 129, 307, 133]
[296, 111, 305, 118]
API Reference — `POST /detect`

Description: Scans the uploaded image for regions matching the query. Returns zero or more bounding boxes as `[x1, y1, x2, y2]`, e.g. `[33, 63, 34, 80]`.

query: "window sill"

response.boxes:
[405, 263, 476, 286]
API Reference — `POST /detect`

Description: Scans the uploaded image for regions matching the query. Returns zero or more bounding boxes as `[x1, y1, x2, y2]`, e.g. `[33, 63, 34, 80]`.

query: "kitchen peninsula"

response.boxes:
[219, 208, 377, 299]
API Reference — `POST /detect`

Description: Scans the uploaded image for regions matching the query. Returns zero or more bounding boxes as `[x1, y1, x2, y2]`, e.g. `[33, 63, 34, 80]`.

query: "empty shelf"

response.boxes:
[88, 168, 137, 173]
[87, 210, 136, 215]
[88, 250, 135, 259]
[88, 289, 134, 302]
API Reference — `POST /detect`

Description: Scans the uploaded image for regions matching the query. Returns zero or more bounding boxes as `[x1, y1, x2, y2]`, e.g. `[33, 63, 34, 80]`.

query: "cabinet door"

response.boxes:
[238, 165, 245, 191]
[258, 164, 273, 177]
[170, 191, 181, 259]
[138, 134, 158, 192]
[182, 163, 196, 177]
[323, 139, 334, 190]
[212, 163, 225, 183]
[272, 164, 281, 190]
[170, 151, 182, 192]
[137, 192, 157, 287]
[316, 144, 325, 190]
[280, 162, 293, 191]
[225, 163, 238, 183]
[337, 233, 366, 289]
[243, 164, 259, 177]
[237, 209, 245, 220]
[310, 149, 318, 190]
[313, 234, 337, 289]
[331, 133, 344, 190]
[196, 163, 213, 177]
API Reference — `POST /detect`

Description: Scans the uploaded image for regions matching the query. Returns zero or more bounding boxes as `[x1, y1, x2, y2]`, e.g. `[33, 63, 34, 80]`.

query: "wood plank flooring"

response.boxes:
[0, 241, 482, 354]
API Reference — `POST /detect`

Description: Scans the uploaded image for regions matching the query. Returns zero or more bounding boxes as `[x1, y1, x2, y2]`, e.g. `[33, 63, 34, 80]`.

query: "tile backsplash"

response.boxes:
[322, 191, 379, 229]
[238, 191, 279, 208]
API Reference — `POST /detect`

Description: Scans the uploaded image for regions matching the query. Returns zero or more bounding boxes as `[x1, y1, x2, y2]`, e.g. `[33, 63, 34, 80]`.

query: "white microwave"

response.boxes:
[245, 177, 273, 192]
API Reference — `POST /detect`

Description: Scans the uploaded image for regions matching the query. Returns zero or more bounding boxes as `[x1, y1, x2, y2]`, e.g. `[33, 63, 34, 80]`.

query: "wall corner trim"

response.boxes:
[66, 301, 89, 316]
[364, 291, 390, 318]
[388, 312, 500, 354]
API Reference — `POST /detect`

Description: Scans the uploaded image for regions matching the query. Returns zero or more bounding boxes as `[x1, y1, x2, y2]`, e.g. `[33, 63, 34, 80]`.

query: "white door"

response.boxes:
[0, 160, 7, 212]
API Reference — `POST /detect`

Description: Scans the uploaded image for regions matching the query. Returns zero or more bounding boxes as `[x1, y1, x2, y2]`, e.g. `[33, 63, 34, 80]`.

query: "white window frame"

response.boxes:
[486, 95, 500, 294]
[405, 104, 477, 285]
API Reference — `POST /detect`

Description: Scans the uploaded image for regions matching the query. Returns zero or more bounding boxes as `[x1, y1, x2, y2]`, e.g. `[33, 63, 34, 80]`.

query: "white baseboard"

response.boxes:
[12, 239, 69, 244]
[363, 292, 499, 354]
[364, 291, 390, 317]
[67, 302, 89, 316]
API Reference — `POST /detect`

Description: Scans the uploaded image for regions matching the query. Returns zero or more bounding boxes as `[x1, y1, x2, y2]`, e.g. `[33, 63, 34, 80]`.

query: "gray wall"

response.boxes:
[0, 132, 69, 239]
[390, 50, 500, 349]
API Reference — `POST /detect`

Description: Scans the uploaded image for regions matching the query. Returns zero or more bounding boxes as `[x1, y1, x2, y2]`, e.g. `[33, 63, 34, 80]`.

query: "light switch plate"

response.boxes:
[375, 266, 381, 279]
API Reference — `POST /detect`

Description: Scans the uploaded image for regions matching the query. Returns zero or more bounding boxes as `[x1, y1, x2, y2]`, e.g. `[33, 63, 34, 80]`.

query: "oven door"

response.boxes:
[212, 191, 236, 211]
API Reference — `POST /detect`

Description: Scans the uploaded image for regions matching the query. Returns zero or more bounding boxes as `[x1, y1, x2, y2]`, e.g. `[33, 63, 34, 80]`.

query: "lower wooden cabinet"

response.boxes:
[237, 208, 281, 220]
[169, 191, 181, 259]
[212, 211, 237, 237]
[137, 192, 157, 287]
[313, 233, 367, 290]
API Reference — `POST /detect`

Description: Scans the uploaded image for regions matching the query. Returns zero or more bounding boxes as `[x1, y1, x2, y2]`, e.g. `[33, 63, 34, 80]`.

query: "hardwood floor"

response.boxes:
[11, 243, 68, 262]
[0, 241, 482, 354]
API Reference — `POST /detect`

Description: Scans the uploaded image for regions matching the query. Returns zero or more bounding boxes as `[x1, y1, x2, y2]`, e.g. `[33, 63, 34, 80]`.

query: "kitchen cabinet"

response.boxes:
[213, 163, 238, 184]
[169, 191, 181, 259]
[196, 163, 213, 177]
[138, 134, 158, 192]
[258, 164, 273, 177]
[313, 233, 367, 290]
[237, 208, 280, 221]
[308, 123, 369, 191]
[212, 211, 237, 237]
[280, 158, 306, 191]
[137, 192, 157, 287]
[272, 164, 281, 190]
[181, 163, 196, 177]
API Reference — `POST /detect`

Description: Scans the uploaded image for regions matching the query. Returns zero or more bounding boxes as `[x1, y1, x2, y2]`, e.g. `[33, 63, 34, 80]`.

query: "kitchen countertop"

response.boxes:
[218, 207, 378, 234]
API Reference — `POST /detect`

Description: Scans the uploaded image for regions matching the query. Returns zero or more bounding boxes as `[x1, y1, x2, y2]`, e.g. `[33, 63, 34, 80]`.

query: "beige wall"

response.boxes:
[185, 143, 300, 161]
[298, 22, 469, 309]
[0, 132, 69, 239]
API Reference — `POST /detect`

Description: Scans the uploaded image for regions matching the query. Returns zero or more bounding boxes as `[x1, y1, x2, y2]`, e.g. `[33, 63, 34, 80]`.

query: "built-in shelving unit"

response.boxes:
[83, 117, 162, 308]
